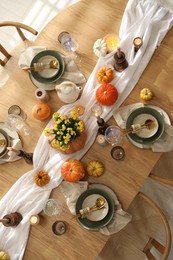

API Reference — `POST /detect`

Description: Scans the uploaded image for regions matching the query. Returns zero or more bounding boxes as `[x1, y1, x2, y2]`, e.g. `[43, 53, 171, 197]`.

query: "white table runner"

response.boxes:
[0, 0, 172, 259]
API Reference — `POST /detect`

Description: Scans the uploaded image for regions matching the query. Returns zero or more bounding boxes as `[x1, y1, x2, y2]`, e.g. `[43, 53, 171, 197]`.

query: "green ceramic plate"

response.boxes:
[76, 188, 115, 231]
[126, 107, 164, 144]
[30, 50, 65, 83]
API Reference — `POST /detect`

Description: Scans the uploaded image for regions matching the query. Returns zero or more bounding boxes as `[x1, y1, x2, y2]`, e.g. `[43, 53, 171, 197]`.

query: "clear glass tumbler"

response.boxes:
[58, 31, 81, 63]
[104, 125, 123, 146]
[43, 199, 62, 216]
[5, 114, 31, 136]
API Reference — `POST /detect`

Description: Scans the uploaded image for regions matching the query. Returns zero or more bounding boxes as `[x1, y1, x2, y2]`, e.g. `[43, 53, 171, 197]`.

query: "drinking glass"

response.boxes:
[104, 125, 123, 146]
[5, 114, 31, 136]
[58, 31, 81, 63]
[43, 199, 62, 216]
[105, 126, 125, 160]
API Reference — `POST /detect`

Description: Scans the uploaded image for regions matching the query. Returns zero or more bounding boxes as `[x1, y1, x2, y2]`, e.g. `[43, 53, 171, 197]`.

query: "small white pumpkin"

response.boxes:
[93, 38, 107, 58]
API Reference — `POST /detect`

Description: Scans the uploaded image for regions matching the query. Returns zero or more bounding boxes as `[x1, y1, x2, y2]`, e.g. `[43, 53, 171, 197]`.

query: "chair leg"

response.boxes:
[16, 27, 26, 41]
[0, 44, 12, 66]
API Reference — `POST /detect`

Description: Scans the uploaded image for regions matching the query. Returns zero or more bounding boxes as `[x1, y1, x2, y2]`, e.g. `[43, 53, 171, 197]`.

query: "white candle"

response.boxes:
[29, 215, 40, 225]
[35, 88, 49, 102]
[96, 134, 107, 146]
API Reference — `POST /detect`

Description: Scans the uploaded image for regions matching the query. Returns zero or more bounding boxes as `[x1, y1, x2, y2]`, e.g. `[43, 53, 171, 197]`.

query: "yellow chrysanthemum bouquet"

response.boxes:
[44, 109, 86, 153]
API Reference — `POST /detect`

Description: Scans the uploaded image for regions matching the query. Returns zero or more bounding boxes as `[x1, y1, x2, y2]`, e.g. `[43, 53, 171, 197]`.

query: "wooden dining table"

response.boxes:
[0, 0, 173, 259]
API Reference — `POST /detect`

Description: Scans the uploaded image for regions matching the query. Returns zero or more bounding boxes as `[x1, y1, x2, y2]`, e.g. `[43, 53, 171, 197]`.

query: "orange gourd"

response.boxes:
[61, 159, 85, 182]
[32, 103, 51, 120]
[96, 83, 118, 106]
[96, 66, 114, 83]
[34, 171, 50, 187]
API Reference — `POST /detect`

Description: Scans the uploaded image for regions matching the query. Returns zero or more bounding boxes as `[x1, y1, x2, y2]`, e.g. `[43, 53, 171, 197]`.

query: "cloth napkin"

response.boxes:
[60, 181, 132, 235]
[18, 46, 86, 85]
[113, 103, 173, 152]
[0, 123, 22, 164]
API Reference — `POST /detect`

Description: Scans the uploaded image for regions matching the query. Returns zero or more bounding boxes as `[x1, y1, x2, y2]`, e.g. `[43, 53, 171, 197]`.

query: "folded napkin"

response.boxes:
[0, 123, 22, 164]
[18, 46, 86, 85]
[60, 181, 132, 235]
[113, 103, 173, 152]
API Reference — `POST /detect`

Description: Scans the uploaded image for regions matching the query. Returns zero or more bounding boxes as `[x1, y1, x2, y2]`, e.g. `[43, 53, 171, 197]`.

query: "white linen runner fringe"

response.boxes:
[0, 1, 172, 259]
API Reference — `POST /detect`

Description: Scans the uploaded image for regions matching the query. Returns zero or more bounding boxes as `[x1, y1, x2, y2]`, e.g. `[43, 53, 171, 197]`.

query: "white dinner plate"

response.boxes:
[132, 113, 158, 138]
[82, 194, 109, 221]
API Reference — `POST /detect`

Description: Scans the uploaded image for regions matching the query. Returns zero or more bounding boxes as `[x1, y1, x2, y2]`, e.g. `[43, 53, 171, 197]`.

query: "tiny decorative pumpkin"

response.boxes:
[96, 66, 114, 84]
[140, 88, 153, 101]
[96, 83, 119, 106]
[61, 159, 85, 182]
[34, 171, 50, 187]
[32, 103, 51, 120]
[0, 251, 10, 260]
[93, 38, 107, 58]
[86, 160, 104, 177]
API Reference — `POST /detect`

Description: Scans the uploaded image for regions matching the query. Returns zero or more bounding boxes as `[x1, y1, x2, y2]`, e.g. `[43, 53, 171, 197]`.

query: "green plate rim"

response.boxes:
[76, 188, 115, 231]
[30, 50, 65, 83]
[126, 107, 164, 144]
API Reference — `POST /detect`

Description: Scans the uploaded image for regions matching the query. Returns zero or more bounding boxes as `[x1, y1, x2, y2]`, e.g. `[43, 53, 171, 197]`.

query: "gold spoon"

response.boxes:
[71, 197, 106, 219]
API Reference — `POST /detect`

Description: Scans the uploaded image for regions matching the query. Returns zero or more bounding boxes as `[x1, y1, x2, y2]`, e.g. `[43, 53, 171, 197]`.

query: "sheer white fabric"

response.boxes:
[0, 1, 172, 259]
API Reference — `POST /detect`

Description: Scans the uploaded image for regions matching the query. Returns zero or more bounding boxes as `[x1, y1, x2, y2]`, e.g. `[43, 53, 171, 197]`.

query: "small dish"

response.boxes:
[76, 188, 114, 231]
[30, 50, 65, 83]
[132, 113, 158, 138]
[37, 55, 60, 79]
[126, 107, 164, 144]
[82, 194, 109, 221]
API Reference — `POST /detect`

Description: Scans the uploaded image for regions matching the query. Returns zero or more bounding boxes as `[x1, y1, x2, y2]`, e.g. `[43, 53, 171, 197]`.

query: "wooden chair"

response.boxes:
[97, 192, 171, 260]
[0, 21, 38, 66]
[149, 150, 173, 188]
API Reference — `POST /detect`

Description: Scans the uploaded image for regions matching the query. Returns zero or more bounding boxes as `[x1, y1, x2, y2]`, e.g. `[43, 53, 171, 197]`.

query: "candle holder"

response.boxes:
[7, 147, 33, 164]
[29, 214, 40, 225]
[2, 212, 23, 227]
[133, 37, 143, 54]
[114, 46, 128, 72]
[52, 221, 67, 235]
[35, 88, 50, 103]
[91, 104, 109, 135]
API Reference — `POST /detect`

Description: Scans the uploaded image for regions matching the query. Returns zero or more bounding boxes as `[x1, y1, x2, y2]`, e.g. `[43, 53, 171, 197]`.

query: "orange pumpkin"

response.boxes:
[61, 159, 85, 182]
[32, 103, 51, 120]
[34, 171, 50, 187]
[96, 66, 114, 83]
[96, 83, 118, 106]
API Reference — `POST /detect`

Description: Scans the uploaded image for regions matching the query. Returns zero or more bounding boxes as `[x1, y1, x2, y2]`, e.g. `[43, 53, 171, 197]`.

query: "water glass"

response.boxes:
[43, 199, 62, 216]
[5, 114, 31, 136]
[104, 125, 123, 146]
[58, 31, 81, 62]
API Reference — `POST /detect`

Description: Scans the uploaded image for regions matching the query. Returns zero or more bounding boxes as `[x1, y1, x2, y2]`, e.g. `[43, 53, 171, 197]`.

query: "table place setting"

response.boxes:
[18, 46, 86, 91]
[60, 181, 132, 235]
[0, 0, 173, 259]
[0, 122, 22, 164]
[113, 102, 173, 152]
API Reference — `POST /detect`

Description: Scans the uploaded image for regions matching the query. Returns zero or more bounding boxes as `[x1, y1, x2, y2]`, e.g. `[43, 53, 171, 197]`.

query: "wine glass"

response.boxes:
[105, 125, 123, 146]
[43, 199, 62, 216]
[58, 31, 81, 63]
[5, 114, 31, 136]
